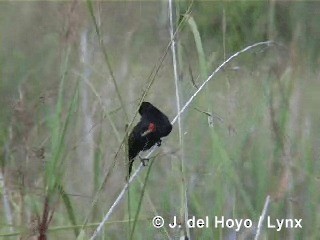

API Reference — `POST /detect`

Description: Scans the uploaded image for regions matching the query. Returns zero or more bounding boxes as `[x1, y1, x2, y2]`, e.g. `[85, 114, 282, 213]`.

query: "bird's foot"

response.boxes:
[156, 139, 162, 147]
[139, 156, 150, 166]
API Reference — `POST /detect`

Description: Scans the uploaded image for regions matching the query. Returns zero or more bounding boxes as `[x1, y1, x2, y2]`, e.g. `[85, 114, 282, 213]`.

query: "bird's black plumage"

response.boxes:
[128, 102, 172, 176]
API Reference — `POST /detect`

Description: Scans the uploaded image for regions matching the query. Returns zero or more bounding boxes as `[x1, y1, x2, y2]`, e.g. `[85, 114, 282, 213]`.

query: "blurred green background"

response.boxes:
[0, 1, 319, 239]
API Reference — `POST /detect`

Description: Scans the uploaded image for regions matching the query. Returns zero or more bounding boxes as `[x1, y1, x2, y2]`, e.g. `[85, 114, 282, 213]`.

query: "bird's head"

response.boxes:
[139, 102, 153, 115]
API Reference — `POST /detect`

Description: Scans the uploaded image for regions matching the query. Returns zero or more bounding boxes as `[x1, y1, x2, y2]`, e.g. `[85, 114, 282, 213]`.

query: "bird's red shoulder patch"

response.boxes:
[148, 122, 156, 132]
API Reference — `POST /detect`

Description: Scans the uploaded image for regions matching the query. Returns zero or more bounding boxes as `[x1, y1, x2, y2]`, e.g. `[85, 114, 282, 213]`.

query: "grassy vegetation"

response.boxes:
[0, 1, 319, 240]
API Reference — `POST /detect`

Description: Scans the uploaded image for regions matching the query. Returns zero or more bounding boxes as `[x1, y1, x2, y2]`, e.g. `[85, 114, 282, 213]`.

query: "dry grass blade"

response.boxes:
[254, 195, 271, 240]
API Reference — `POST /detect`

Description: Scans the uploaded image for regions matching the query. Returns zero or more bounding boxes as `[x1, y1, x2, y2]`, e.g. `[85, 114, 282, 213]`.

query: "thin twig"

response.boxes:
[86, 0, 128, 121]
[172, 41, 273, 124]
[88, 41, 274, 239]
[89, 162, 143, 240]
[254, 195, 271, 240]
[169, 0, 190, 239]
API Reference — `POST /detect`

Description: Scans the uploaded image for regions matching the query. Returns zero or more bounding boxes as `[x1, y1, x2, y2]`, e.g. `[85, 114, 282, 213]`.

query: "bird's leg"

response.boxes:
[139, 156, 149, 166]
[156, 139, 162, 147]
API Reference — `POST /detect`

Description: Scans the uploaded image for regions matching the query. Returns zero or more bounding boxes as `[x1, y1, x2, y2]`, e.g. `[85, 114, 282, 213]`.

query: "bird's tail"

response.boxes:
[128, 158, 134, 179]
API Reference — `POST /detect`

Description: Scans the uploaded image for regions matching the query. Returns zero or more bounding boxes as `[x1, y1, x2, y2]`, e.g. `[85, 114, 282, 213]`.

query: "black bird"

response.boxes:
[128, 102, 172, 177]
